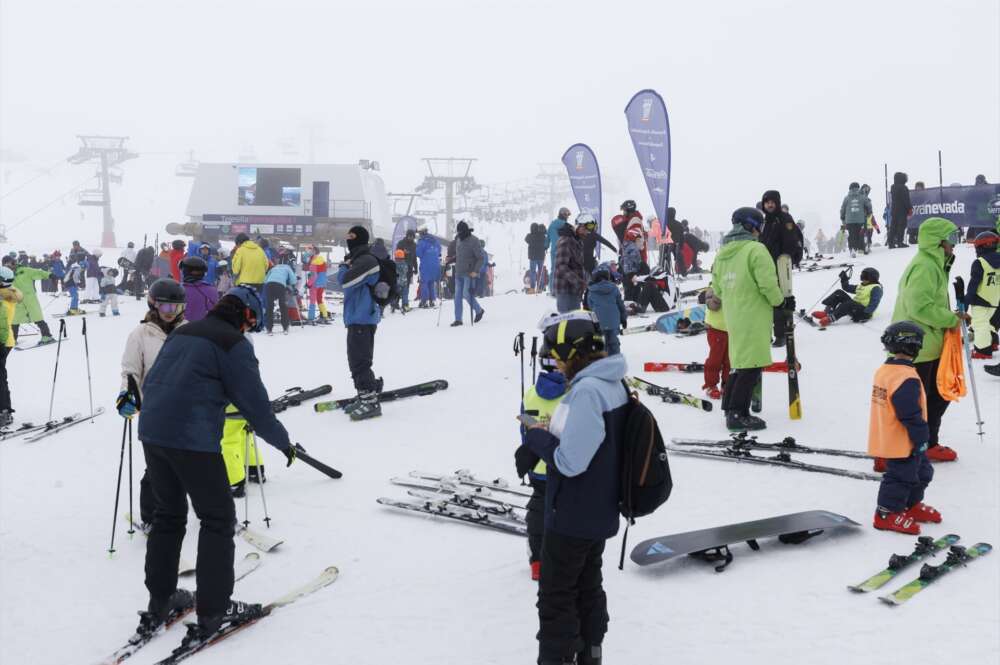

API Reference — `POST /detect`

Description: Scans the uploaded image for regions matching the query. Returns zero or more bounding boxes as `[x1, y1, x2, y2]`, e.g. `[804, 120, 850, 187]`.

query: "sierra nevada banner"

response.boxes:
[907, 184, 1000, 231]
[624, 89, 671, 234]
[561, 143, 603, 252]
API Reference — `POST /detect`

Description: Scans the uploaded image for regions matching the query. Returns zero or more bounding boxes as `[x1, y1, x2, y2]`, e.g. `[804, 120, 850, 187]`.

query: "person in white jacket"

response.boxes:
[117, 278, 187, 527]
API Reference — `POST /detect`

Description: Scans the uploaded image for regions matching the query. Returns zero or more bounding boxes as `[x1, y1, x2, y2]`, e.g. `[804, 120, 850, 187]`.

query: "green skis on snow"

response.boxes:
[848, 534, 959, 592]
[878, 542, 992, 606]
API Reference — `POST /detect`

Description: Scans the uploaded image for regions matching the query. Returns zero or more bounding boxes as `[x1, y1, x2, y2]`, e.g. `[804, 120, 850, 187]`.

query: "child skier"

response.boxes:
[98, 267, 121, 317]
[701, 284, 729, 400]
[0, 267, 23, 426]
[65, 259, 85, 315]
[586, 264, 627, 355]
[393, 249, 411, 312]
[215, 259, 233, 296]
[179, 256, 219, 323]
[868, 321, 940, 534]
[305, 246, 330, 323]
[965, 231, 1000, 359]
[812, 267, 883, 326]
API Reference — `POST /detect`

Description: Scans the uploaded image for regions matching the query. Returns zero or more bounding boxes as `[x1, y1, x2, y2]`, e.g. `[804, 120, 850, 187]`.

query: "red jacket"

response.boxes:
[168, 249, 184, 281]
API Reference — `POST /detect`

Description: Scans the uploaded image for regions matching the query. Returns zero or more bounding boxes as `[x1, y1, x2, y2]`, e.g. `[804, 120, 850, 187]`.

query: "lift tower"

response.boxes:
[68, 135, 137, 247]
[415, 158, 479, 237]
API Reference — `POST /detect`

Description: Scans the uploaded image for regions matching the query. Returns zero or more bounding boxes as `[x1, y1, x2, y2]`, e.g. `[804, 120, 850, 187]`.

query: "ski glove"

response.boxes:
[116, 390, 138, 418]
[514, 443, 540, 478]
[284, 444, 298, 467]
[782, 296, 796, 312]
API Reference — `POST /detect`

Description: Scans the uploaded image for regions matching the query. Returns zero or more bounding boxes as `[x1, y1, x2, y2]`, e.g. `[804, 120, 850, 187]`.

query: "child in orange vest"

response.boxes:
[868, 321, 941, 534]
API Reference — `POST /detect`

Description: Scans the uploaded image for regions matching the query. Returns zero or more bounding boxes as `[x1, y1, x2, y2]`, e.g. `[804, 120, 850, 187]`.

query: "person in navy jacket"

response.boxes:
[337, 225, 383, 420]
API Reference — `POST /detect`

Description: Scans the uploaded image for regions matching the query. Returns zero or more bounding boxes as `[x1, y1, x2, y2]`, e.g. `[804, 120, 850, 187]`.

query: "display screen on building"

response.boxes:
[238, 167, 302, 207]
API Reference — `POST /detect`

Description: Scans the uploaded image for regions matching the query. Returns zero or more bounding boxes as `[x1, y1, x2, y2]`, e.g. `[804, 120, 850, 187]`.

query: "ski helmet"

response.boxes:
[147, 278, 186, 319]
[974, 231, 999, 256]
[881, 321, 924, 357]
[575, 212, 597, 230]
[860, 267, 880, 283]
[0, 266, 14, 287]
[225, 286, 264, 332]
[539, 310, 605, 362]
[171, 239, 186, 251]
[1, 255, 14, 268]
[621, 200, 637, 214]
[179, 255, 208, 282]
[732, 206, 764, 232]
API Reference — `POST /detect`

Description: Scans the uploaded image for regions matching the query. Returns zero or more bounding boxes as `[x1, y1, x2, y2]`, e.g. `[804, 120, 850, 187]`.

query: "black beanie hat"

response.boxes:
[347, 225, 370, 251]
[456, 220, 471, 235]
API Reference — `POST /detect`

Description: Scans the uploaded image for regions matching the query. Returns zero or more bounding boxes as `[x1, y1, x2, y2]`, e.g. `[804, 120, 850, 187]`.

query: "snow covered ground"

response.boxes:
[1, 241, 998, 665]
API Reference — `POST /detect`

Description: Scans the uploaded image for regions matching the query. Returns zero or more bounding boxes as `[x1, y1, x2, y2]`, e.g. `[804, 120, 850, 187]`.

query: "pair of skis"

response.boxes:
[848, 535, 992, 606]
[312, 380, 448, 413]
[270, 384, 332, 413]
[626, 376, 712, 412]
[3, 408, 106, 443]
[643, 360, 792, 374]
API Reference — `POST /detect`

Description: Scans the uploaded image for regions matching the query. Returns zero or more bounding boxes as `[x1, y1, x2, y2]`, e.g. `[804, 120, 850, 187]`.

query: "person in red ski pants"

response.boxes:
[701, 285, 730, 400]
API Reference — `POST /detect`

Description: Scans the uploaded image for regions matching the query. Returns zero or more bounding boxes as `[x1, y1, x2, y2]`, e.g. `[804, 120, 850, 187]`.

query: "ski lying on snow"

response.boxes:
[389, 477, 528, 508]
[879, 543, 992, 606]
[1, 414, 81, 441]
[406, 489, 527, 522]
[408, 470, 532, 498]
[625, 377, 712, 412]
[664, 444, 881, 481]
[643, 361, 792, 373]
[153, 566, 339, 665]
[270, 384, 332, 413]
[237, 524, 283, 552]
[377, 497, 527, 536]
[848, 534, 960, 593]
[671, 432, 872, 460]
[23, 408, 106, 442]
[313, 380, 448, 412]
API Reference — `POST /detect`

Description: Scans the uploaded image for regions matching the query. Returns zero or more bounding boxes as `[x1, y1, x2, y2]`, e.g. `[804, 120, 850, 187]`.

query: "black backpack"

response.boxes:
[617, 380, 673, 568]
[370, 255, 400, 307]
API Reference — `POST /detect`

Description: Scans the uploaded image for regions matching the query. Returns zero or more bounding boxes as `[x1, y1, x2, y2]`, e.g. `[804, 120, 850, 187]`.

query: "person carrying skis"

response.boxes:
[759, 190, 803, 347]
[700, 283, 729, 400]
[811, 267, 883, 326]
[547, 208, 572, 293]
[553, 214, 591, 313]
[868, 321, 940, 534]
[964, 231, 1000, 359]
[117, 278, 187, 527]
[415, 227, 441, 307]
[2, 255, 55, 344]
[840, 182, 872, 258]
[890, 217, 967, 462]
[179, 256, 219, 323]
[712, 207, 785, 431]
[0, 267, 23, 426]
[516, 310, 626, 665]
[586, 264, 627, 355]
[130, 286, 294, 650]
[337, 225, 383, 420]
[451, 220, 485, 326]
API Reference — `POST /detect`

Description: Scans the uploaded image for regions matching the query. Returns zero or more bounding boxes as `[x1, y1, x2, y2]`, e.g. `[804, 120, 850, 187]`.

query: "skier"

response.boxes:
[890, 217, 967, 462]
[678, 220, 710, 275]
[701, 283, 729, 400]
[133, 244, 155, 299]
[117, 278, 187, 527]
[370, 237, 390, 261]
[517, 310, 626, 665]
[336, 225, 383, 420]
[553, 214, 591, 313]
[869, 321, 940, 535]
[231, 233, 268, 292]
[759, 190, 803, 347]
[167, 240, 185, 282]
[0, 267, 23, 426]
[547, 207, 572, 293]
[197, 243, 218, 285]
[396, 228, 418, 301]
[586, 264, 627, 355]
[392, 248, 411, 312]
[48, 250, 65, 292]
[98, 267, 121, 317]
[525, 223, 548, 293]
[811, 267, 883, 326]
[2, 255, 55, 344]
[620, 227, 644, 302]
[179, 256, 219, 323]
[415, 227, 441, 307]
[263, 254, 297, 334]
[65, 259, 85, 315]
[712, 207, 785, 431]
[888, 172, 912, 248]
[130, 286, 294, 649]
[215, 259, 233, 296]
[515, 351, 567, 581]
[119, 241, 137, 292]
[304, 246, 330, 323]
[664, 207, 684, 271]
[84, 250, 103, 303]
[451, 220, 485, 326]
[840, 182, 872, 258]
[964, 231, 1000, 359]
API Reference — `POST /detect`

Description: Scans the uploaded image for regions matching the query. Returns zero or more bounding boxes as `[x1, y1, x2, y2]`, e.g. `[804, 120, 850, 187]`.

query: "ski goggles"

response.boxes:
[155, 302, 185, 316]
[946, 229, 962, 246]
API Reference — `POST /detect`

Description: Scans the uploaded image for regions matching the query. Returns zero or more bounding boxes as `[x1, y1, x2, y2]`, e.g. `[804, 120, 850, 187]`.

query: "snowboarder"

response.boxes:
[451, 220, 485, 326]
[890, 217, 967, 462]
[869, 321, 940, 535]
[553, 214, 591, 313]
[130, 286, 294, 649]
[117, 278, 187, 527]
[179, 256, 219, 323]
[263, 254, 297, 334]
[0, 267, 22, 426]
[586, 265, 627, 355]
[812, 267, 883, 326]
[840, 182, 872, 258]
[336, 225, 383, 420]
[2, 255, 55, 344]
[711, 207, 785, 431]
[517, 310, 626, 665]
[964, 231, 1000, 359]
[701, 283, 729, 400]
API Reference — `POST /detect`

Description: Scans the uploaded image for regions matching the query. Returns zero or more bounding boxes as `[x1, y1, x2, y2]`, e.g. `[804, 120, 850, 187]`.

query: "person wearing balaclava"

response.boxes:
[759, 189, 803, 347]
[451, 220, 485, 326]
[336, 226, 383, 421]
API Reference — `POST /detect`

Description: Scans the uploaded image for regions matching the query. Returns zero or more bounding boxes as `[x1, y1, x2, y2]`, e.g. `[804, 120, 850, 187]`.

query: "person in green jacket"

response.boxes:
[891, 216, 968, 462]
[1, 255, 55, 344]
[712, 207, 786, 431]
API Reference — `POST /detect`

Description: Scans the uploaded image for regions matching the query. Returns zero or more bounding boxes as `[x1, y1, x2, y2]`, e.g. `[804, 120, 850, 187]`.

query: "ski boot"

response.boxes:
[113, 310, 120, 316]
[37, 336, 56, 345]
[0, 410, 13, 428]
[179, 600, 264, 648]
[578, 644, 602, 665]
[230, 480, 246, 498]
[873, 508, 920, 535]
[349, 391, 382, 421]
[247, 465, 266, 484]
[132, 589, 195, 643]
[100, 312, 107, 317]
[726, 412, 766, 432]
[907, 502, 942, 523]
[986, 363, 1000, 377]
[925, 445, 958, 462]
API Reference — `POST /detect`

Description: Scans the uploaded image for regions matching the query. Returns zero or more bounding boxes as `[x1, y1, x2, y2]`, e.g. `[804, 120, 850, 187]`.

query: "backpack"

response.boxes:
[617, 380, 673, 568]
[370, 254, 400, 307]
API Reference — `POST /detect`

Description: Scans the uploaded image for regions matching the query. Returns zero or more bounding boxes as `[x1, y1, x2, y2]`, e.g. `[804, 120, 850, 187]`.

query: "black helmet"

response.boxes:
[226, 286, 264, 332]
[881, 321, 924, 357]
[179, 256, 208, 281]
[974, 231, 999, 256]
[860, 267, 880, 283]
[147, 278, 186, 318]
[621, 200, 637, 214]
[171, 239, 186, 251]
[539, 311, 605, 362]
[234, 232, 250, 245]
[732, 206, 764, 232]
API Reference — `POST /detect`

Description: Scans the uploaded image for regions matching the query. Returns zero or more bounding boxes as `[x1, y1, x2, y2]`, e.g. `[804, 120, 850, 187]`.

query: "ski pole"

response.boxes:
[530, 336, 538, 383]
[514, 332, 525, 397]
[249, 431, 271, 528]
[82, 317, 94, 420]
[242, 425, 251, 528]
[953, 278, 985, 443]
[126, 375, 140, 536]
[47, 318, 66, 421]
[108, 417, 128, 556]
[805, 266, 852, 316]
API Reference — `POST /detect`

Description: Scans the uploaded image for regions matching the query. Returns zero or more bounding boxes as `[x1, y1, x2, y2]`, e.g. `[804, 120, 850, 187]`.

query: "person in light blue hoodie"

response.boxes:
[546, 207, 571, 294]
[263, 256, 297, 334]
[586, 265, 627, 355]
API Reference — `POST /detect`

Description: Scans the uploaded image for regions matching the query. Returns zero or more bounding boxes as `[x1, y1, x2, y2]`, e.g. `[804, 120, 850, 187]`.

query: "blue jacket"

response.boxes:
[547, 218, 567, 260]
[203, 256, 218, 285]
[336, 247, 382, 326]
[138, 313, 291, 453]
[416, 235, 441, 282]
[587, 280, 627, 331]
[265, 264, 297, 289]
[526, 353, 628, 540]
[49, 258, 66, 279]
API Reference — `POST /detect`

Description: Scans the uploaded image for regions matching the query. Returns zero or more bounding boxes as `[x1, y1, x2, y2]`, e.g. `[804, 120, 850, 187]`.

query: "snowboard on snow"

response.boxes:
[630, 510, 860, 571]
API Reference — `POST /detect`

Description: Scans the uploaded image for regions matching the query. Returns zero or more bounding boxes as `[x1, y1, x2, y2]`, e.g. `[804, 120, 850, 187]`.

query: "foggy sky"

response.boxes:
[1, 0, 998, 244]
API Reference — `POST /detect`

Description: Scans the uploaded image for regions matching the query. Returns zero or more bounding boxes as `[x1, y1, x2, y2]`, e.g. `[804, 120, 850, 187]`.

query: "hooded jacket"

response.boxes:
[11, 266, 51, 325]
[232, 240, 269, 285]
[587, 279, 627, 331]
[890, 172, 912, 223]
[711, 226, 784, 368]
[553, 224, 587, 296]
[454, 230, 485, 275]
[840, 184, 872, 226]
[0, 287, 23, 348]
[891, 217, 960, 362]
[525, 224, 548, 261]
[336, 245, 382, 326]
[416, 234, 442, 281]
[759, 190, 804, 264]
[182, 281, 220, 322]
[547, 217, 568, 262]
[120, 317, 186, 394]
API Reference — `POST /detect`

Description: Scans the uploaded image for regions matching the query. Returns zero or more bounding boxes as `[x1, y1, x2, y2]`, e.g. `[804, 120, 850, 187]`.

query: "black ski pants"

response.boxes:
[536, 530, 609, 663]
[0, 345, 10, 411]
[847, 225, 864, 252]
[914, 359, 949, 448]
[264, 283, 290, 333]
[526, 479, 546, 564]
[722, 367, 763, 417]
[143, 443, 235, 617]
[822, 290, 870, 322]
[877, 449, 933, 513]
[346, 324, 378, 393]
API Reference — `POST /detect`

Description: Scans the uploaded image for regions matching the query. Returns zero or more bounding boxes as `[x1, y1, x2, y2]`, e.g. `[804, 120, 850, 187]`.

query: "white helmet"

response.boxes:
[575, 212, 596, 228]
[0, 266, 14, 287]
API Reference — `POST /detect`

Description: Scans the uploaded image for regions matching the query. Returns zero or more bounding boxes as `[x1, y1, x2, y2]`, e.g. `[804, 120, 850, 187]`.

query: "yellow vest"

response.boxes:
[853, 283, 877, 307]
[976, 257, 999, 307]
[522, 386, 566, 476]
